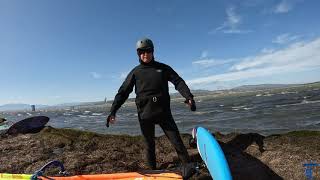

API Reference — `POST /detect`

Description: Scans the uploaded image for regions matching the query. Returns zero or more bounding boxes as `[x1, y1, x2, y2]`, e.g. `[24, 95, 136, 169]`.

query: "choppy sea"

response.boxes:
[1, 87, 320, 136]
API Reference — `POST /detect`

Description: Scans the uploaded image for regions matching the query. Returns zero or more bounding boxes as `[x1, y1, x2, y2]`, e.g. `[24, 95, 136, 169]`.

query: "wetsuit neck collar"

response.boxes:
[139, 58, 156, 66]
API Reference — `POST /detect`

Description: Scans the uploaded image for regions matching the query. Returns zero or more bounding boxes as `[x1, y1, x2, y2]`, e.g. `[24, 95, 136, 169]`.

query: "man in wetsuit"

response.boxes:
[106, 38, 196, 171]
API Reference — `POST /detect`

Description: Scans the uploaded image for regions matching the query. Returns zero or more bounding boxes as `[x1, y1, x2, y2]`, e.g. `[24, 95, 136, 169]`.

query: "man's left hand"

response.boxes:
[185, 99, 196, 111]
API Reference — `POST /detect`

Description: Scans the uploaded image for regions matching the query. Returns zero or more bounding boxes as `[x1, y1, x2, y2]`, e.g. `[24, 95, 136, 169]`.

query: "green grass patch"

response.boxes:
[286, 130, 320, 137]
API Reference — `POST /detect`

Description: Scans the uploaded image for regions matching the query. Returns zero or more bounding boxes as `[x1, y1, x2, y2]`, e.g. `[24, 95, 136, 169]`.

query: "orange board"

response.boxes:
[39, 172, 183, 180]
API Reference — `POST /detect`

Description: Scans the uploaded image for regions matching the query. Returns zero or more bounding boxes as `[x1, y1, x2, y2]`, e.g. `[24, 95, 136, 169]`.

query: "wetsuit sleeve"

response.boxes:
[109, 70, 135, 115]
[167, 66, 194, 100]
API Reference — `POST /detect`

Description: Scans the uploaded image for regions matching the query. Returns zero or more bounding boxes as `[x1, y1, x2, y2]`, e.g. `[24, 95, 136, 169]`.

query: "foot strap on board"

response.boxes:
[31, 160, 68, 180]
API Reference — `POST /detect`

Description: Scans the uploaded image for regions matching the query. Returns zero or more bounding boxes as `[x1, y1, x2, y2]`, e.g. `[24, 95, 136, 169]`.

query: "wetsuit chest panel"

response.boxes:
[135, 67, 166, 95]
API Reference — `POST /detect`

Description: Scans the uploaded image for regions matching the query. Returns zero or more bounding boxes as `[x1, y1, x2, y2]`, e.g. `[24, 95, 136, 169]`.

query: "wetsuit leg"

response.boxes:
[159, 116, 190, 164]
[139, 119, 156, 169]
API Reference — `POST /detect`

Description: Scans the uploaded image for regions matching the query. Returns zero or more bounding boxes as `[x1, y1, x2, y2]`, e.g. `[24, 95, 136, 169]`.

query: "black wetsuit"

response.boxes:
[109, 59, 194, 169]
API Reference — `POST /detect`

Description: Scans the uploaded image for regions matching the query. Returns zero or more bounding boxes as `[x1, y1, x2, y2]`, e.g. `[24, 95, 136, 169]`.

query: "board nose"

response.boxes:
[192, 127, 198, 140]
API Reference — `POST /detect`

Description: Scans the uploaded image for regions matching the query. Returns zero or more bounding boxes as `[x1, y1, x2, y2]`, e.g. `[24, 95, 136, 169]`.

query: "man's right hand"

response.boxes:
[106, 115, 116, 128]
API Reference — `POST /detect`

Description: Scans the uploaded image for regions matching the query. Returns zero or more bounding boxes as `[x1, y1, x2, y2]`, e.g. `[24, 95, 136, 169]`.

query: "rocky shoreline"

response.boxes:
[1, 127, 320, 180]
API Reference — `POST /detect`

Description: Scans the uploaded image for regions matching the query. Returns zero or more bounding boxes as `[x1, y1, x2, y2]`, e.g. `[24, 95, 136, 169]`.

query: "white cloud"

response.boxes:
[230, 39, 319, 71]
[272, 33, 300, 44]
[90, 72, 102, 79]
[225, 7, 241, 28]
[187, 37, 320, 87]
[211, 6, 252, 34]
[201, 51, 209, 58]
[261, 48, 275, 54]
[274, 0, 293, 13]
[192, 58, 236, 68]
[222, 29, 252, 34]
[50, 95, 62, 99]
[193, 51, 236, 68]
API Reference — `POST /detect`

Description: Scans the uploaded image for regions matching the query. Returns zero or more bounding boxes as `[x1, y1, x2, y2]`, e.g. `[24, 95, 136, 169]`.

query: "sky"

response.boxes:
[0, 0, 320, 105]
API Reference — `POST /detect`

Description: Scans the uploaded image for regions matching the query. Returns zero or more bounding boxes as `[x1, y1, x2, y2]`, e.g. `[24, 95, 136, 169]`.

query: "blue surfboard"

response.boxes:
[192, 126, 232, 180]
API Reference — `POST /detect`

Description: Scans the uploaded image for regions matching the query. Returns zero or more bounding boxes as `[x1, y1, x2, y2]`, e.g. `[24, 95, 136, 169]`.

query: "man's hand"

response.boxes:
[184, 99, 196, 111]
[106, 115, 116, 128]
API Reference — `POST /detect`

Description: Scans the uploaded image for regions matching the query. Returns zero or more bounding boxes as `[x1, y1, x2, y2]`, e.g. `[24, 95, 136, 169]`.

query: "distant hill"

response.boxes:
[304, 81, 320, 87]
[232, 81, 320, 91]
[54, 102, 91, 107]
[231, 84, 299, 91]
[171, 89, 219, 98]
[2, 81, 319, 111]
[48, 101, 107, 109]
[0, 104, 49, 111]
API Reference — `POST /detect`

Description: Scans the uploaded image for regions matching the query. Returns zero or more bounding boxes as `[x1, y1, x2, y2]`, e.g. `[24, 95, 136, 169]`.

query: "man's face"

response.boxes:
[138, 49, 153, 63]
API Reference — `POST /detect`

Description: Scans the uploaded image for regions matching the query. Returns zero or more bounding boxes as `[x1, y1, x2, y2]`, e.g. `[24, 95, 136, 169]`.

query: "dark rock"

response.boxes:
[0, 117, 7, 125]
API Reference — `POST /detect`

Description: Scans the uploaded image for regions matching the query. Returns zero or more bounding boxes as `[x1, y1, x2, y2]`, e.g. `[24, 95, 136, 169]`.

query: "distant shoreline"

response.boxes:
[1, 81, 319, 112]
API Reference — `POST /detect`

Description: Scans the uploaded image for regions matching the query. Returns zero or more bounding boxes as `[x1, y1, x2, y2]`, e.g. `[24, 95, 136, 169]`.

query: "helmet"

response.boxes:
[136, 38, 154, 50]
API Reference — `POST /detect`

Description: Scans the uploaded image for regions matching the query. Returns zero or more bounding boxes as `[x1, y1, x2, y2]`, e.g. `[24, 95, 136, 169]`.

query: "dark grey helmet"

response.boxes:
[136, 38, 154, 50]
